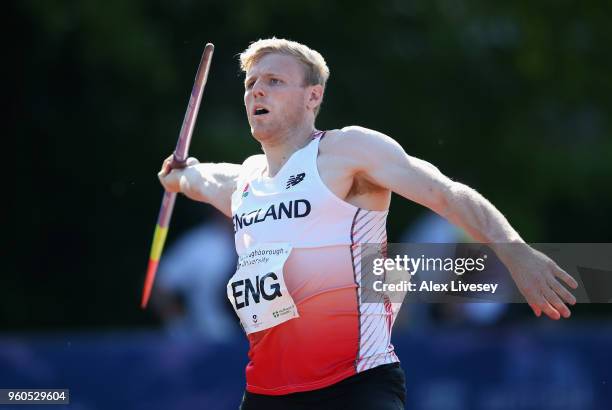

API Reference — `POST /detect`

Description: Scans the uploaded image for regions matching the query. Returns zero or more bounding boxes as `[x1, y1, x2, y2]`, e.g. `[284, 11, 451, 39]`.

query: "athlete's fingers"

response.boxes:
[549, 278, 577, 305]
[529, 302, 541, 317]
[159, 155, 197, 178]
[159, 155, 174, 176]
[528, 288, 560, 320]
[554, 267, 579, 289]
[522, 286, 542, 317]
[538, 296, 561, 320]
[543, 287, 570, 319]
[542, 304, 561, 320]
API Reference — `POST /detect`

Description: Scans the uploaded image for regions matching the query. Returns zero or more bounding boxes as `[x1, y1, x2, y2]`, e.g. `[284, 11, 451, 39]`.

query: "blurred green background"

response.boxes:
[7, 0, 611, 330]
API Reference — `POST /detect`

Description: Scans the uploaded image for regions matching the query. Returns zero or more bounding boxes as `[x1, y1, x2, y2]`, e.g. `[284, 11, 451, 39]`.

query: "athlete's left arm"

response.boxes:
[339, 126, 578, 320]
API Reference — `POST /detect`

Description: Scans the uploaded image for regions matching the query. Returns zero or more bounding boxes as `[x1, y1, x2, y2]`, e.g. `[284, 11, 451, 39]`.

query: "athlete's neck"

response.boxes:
[260, 124, 317, 178]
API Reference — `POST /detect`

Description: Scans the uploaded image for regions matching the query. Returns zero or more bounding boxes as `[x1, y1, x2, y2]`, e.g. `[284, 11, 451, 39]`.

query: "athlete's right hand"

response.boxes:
[158, 154, 200, 192]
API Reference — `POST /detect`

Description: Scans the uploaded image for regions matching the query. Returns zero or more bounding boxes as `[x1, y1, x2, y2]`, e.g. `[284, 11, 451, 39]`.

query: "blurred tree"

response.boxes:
[6, 0, 611, 329]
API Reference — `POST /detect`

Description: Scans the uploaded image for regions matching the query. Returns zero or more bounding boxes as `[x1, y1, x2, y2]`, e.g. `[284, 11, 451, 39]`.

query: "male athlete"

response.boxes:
[158, 38, 578, 410]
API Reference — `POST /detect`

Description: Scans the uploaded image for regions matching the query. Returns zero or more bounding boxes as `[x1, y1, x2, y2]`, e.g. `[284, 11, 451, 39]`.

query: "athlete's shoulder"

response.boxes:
[322, 126, 398, 153]
[339, 125, 377, 135]
[324, 126, 392, 142]
[320, 126, 407, 178]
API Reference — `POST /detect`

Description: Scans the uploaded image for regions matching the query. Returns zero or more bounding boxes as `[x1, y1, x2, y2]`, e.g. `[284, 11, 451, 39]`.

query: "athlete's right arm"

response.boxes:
[157, 155, 241, 217]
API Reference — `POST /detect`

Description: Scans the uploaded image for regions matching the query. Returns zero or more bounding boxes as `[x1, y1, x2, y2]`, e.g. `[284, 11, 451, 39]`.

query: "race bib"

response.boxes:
[227, 243, 299, 334]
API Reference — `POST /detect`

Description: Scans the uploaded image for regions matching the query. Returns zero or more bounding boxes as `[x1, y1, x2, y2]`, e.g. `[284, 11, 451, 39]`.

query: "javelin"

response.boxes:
[141, 43, 215, 309]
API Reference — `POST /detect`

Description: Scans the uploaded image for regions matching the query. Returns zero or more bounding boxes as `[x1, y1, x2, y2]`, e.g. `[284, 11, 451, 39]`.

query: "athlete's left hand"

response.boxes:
[498, 245, 578, 319]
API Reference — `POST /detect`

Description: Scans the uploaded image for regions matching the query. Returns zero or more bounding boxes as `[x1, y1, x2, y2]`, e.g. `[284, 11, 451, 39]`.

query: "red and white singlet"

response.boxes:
[229, 130, 400, 395]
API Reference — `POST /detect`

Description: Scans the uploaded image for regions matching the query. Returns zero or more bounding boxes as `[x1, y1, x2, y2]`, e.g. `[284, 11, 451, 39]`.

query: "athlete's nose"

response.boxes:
[253, 88, 265, 99]
[251, 79, 265, 98]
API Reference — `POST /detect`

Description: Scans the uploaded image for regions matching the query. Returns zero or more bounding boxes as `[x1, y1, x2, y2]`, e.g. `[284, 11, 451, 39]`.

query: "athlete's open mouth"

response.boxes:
[254, 108, 269, 116]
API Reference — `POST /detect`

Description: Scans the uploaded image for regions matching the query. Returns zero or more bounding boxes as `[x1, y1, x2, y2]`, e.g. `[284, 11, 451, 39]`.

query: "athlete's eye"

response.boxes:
[245, 79, 255, 89]
[270, 78, 281, 85]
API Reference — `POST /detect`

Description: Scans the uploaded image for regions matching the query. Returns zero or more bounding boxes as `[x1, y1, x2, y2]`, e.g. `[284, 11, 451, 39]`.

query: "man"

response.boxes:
[158, 38, 578, 410]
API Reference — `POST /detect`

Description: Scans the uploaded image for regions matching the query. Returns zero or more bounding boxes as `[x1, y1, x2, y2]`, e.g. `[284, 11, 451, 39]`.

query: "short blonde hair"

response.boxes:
[239, 38, 330, 115]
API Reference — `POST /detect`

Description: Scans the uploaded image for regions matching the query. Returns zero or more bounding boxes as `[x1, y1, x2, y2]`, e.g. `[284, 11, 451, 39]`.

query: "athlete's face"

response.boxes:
[244, 53, 312, 141]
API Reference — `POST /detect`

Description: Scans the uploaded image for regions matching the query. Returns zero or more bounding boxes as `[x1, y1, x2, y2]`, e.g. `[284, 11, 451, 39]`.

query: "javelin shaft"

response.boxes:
[141, 43, 215, 309]
[173, 43, 215, 164]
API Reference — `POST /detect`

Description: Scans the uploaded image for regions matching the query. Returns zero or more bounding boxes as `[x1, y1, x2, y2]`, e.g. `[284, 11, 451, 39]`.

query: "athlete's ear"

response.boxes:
[306, 84, 324, 112]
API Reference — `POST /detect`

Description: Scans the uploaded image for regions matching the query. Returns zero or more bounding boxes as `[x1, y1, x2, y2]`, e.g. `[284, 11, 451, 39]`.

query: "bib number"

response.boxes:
[227, 243, 299, 334]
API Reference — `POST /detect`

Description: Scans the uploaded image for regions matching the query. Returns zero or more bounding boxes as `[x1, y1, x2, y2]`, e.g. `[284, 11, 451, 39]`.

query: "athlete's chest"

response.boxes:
[232, 167, 319, 234]
[231, 146, 363, 253]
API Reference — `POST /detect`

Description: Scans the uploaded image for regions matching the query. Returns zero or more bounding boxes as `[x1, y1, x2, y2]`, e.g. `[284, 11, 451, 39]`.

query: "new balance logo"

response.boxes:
[286, 173, 306, 189]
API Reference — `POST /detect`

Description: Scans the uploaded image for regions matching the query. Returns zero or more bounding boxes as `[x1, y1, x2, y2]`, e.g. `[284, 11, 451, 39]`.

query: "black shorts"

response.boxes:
[239, 363, 406, 410]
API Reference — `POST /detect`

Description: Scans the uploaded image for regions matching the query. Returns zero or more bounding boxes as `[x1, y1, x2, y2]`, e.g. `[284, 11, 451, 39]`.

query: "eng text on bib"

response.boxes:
[227, 243, 299, 334]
